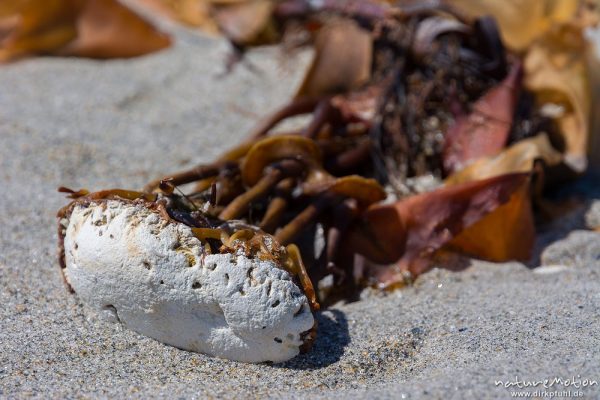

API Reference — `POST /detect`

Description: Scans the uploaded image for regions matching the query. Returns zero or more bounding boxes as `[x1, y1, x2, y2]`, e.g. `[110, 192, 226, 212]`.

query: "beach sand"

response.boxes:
[1, 25, 599, 399]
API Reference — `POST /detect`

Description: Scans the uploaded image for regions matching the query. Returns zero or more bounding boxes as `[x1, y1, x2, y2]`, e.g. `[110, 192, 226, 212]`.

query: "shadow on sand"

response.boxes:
[527, 171, 600, 268]
[277, 309, 350, 370]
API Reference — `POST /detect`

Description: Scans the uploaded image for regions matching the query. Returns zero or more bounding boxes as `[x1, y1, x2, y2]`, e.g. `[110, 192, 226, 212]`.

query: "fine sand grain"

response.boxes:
[1, 25, 599, 399]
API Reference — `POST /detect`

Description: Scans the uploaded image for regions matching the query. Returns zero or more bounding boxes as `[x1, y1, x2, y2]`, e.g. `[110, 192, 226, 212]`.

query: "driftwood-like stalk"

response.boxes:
[219, 159, 304, 220]
[259, 178, 296, 233]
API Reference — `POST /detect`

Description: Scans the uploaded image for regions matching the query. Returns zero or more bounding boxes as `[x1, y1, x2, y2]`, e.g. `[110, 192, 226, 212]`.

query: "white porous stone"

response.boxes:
[63, 200, 315, 363]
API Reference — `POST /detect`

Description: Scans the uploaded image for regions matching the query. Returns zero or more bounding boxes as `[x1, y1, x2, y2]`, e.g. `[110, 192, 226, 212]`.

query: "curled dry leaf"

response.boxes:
[524, 26, 591, 172]
[443, 177, 534, 263]
[63, 0, 172, 58]
[445, 133, 562, 185]
[133, 0, 278, 45]
[0, 0, 80, 61]
[296, 19, 372, 97]
[213, 0, 278, 46]
[0, 0, 171, 62]
[442, 62, 522, 174]
[350, 173, 533, 285]
[133, 0, 219, 32]
[444, 0, 582, 52]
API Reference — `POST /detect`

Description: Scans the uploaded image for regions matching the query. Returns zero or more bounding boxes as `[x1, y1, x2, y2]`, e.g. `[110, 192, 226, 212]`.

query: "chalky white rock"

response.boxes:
[60, 200, 315, 363]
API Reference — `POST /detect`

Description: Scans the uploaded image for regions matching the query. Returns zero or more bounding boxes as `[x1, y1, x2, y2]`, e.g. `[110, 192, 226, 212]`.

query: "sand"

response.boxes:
[1, 24, 599, 399]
